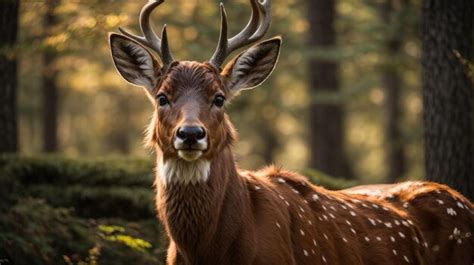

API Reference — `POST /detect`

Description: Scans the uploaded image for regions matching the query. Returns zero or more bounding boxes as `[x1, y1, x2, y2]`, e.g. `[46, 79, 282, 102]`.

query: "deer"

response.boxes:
[108, 0, 473, 264]
[343, 181, 474, 264]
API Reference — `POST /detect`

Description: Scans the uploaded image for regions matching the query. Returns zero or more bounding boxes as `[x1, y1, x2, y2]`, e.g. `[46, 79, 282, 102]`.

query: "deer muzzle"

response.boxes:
[173, 126, 208, 161]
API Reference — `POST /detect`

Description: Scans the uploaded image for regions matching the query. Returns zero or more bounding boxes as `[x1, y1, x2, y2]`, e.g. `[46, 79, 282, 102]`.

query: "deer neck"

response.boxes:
[154, 147, 245, 258]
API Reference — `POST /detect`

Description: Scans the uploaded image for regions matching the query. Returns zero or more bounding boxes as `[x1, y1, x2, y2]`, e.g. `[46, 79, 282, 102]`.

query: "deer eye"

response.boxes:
[157, 94, 170, 106]
[212, 95, 225, 108]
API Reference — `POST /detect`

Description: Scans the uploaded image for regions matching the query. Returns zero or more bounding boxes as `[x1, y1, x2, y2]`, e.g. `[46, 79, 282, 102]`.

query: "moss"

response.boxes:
[0, 155, 154, 187]
[302, 168, 358, 190]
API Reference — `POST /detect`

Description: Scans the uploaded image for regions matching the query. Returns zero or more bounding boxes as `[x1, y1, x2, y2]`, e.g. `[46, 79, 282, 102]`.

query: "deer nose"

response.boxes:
[176, 126, 206, 145]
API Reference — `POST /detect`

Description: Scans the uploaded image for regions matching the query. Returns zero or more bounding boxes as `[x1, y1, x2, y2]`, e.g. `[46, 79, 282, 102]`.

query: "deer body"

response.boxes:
[344, 182, 474, 265]
[155, 145, 429, 265]
[109, 1, 473, 264]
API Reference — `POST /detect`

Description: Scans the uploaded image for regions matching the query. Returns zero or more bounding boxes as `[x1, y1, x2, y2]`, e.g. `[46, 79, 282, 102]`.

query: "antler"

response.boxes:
[119, 0, 174, 66]
[209, 0, 272, 68]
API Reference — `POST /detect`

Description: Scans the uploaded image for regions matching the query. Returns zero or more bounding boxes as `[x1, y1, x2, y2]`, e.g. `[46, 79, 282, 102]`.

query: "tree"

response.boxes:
[42, 0, 60, 152]
[380, 0, 408, 182]
[0, 0, 20, 153]
[422, 0, 474, 200]
[307, 0, 350, 178]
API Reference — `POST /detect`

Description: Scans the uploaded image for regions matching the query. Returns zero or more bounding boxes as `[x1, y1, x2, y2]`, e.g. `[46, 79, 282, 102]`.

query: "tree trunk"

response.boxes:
[0, 0, 19, 153]
[307, 0, 350, 178]
[422, 0, 474, 200]
[260, 122, 278, 164]
[42, 0, 60, 152]
[108, 91, 131, 155]
[381, 0, 406, 182]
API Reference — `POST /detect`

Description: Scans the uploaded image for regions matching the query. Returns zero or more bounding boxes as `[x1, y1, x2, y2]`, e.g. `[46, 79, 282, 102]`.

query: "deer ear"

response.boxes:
[221, 37, 281, 93]
[109, 33, 162, 92]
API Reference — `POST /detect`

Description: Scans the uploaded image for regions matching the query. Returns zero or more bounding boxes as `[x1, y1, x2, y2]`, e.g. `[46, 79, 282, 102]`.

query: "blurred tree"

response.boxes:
[380, 0, 408, 182]
[42, 0, 60, 152]
[0, 0, 19, 153]
[422, 0, 474, 200]
[307, 0, 351, 179]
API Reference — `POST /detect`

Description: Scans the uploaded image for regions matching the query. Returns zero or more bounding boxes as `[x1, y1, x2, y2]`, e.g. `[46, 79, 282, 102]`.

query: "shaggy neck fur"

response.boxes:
[158, 158, 211, 185]
[154, 147, 248, 264]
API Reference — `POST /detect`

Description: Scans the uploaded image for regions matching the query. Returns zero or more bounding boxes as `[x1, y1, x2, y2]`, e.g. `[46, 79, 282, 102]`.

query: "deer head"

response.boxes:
[109, 0, 281, 184]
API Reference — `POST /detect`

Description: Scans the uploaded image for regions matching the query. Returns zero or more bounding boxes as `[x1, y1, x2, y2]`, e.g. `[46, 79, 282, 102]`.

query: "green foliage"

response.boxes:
[99, 225, 152, 252]
[0, 156, 164, 265]
[0, 198, 94, 265]
[0, 155, 154, 187]
[303, 168, 358, 190]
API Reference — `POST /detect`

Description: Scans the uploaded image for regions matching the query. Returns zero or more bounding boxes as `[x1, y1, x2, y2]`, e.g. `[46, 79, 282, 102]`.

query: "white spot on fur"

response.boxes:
[158, 159, 211, 185]
[404, 255, 410, 263]
[413, 236, 420, 244]
[447, 208, 457, 216]
[369, 218, 377, 226]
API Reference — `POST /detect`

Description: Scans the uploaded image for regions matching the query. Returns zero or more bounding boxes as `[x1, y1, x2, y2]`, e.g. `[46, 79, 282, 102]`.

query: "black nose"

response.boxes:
[176, 126, 206, 144]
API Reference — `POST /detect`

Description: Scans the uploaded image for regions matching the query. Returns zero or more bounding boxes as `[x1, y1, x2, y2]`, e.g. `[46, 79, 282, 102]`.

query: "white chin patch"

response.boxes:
[178, 150, 203, 161]
[158, 158, 211, 185]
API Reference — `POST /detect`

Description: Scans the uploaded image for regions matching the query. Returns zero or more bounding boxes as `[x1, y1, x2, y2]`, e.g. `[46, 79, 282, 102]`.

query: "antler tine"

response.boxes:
[209, 0, 272, 68]
[209, 3, 229, 68]
[247, 0, 271, 43]
[227, 0, 261, 52]
[118, 0, 174, 66]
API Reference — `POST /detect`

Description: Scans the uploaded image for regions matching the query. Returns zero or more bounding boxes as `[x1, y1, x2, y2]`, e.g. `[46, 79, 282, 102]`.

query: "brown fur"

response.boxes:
[140, 61, 466, 265]
[344, 182, 474, 265]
